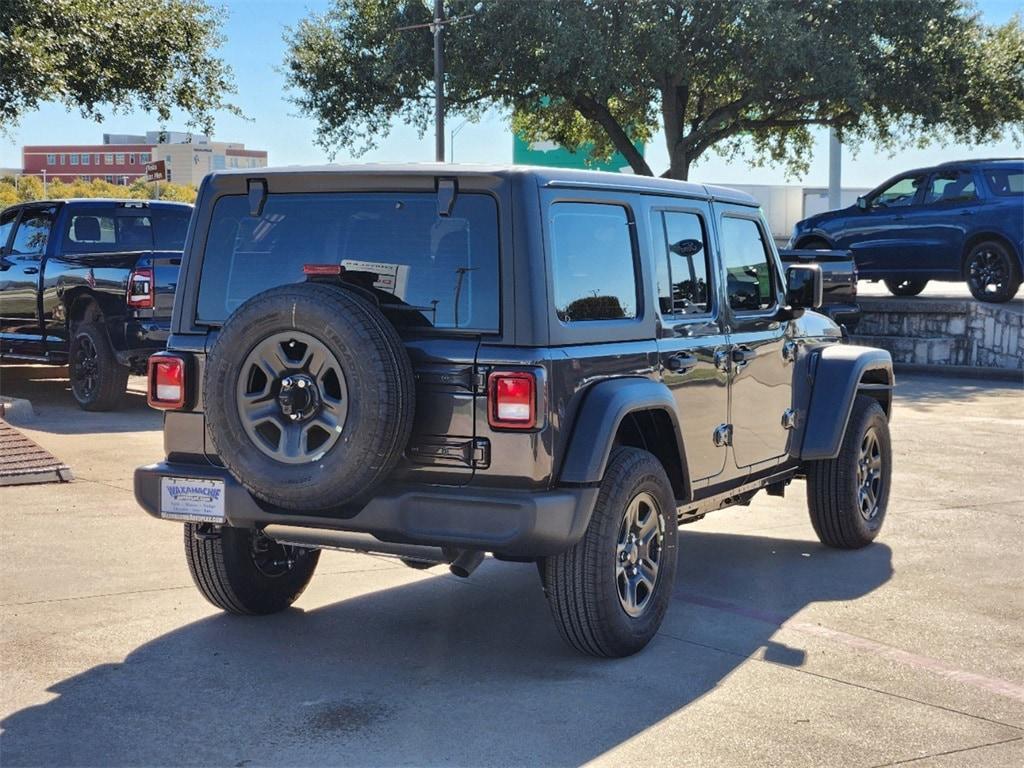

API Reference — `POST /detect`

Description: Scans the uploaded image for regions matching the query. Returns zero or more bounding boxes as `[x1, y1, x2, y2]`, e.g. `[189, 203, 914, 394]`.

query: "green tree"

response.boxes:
[0, 0, 238, 133]
[284, 0, 1024, 179]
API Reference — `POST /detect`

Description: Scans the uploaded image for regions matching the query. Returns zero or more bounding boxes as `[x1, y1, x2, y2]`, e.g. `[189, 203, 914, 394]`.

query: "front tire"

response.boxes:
[69, 322, 129, 411]
[806, 395, 891, 549]
[541, 447, 678, 657]
[965, 241, 1020, 303]
[883, 278, 928, 297]
[184, 524, 320, 614]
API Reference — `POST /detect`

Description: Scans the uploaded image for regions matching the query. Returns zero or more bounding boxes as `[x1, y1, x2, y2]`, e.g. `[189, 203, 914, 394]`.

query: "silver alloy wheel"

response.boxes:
[615, 491, 664, 617]
[236, 331, 349, 464]
[856, 427, 884, 521]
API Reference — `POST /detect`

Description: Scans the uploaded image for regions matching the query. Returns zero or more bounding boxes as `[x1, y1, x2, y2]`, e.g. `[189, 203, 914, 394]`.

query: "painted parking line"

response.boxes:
[677, 592, 1024, 704]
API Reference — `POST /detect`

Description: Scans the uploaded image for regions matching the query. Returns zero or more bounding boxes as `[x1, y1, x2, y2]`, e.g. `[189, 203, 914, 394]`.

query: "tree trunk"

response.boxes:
[664, 144, 690, 181]
[573, 94, 654, 176]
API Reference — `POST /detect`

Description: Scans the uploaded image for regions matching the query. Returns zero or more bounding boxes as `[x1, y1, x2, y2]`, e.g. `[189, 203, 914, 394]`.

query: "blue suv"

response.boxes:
[791, 159, 1023, 302]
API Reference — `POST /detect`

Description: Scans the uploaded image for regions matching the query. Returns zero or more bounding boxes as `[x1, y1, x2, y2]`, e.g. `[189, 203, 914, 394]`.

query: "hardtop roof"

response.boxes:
[206, 162, 760, 207]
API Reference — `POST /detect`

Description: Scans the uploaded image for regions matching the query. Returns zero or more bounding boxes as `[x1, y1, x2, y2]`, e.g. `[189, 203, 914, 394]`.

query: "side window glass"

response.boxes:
[720, 217, 776, 312]
[656, 211, 712, 316]
[549, 202, 637, 322]
[10, 208, 55, 256]
[925, 171, 977, 204]
[0, 210, 17, 250]
[65, 214, 117, 251]
[871, 175, 925, 208]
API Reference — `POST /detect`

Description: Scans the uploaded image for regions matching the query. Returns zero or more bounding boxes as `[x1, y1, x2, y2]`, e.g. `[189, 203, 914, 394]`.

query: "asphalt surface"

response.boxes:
[856, 280, 1024, 313]
[0, 364, 1022, 767]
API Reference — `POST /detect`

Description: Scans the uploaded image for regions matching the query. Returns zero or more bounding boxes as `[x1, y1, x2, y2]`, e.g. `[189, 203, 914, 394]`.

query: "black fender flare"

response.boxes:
[559, 377, 689, 497]
[797, 344, 893, 460]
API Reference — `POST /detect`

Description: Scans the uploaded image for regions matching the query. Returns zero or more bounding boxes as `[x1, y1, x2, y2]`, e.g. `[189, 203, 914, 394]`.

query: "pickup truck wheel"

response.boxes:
[806, 395, 891, 549]
[184, 524, 320, 614]
[540, 447, 678, 657]
[69, 323, 129, 411]
[204, 282, 415, 511]
[883, 278, 928, 297]
[965, 241, 1020, 303]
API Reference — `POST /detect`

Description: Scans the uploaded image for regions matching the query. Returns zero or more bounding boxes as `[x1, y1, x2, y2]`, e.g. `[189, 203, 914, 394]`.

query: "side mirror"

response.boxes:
[781, 263, 823, 319]
[856, 196, 868, 211]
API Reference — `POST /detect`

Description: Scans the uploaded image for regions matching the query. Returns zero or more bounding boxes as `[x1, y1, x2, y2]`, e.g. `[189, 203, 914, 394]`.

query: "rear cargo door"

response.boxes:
[392, 336, 483, 486]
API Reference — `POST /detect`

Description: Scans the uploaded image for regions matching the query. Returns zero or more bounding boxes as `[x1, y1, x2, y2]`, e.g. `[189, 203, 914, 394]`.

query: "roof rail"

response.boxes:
[937, 157, 1023, 165]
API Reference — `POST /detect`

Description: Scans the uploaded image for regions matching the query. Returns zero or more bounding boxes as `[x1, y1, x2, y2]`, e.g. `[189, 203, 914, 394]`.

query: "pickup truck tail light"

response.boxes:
[127, 267, 154, 309]
[488, 371, 536, 429]
[147, 354, 186, 410]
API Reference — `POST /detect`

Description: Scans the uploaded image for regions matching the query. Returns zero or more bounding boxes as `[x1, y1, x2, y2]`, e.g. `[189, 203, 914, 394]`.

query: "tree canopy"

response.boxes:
[284, 0, 1024, 179]
[0, 0, 238, 133]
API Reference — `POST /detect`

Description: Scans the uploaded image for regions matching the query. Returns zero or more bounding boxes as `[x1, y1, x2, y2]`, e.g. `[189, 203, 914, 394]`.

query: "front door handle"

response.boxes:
[23, 267, 39, 275]
[960, 209, 975, 216]
[664, 352, 697, 373]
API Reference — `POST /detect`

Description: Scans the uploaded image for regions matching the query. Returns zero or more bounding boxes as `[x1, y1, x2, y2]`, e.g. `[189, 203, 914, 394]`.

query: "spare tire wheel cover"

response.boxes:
[203, 283, 415, 511]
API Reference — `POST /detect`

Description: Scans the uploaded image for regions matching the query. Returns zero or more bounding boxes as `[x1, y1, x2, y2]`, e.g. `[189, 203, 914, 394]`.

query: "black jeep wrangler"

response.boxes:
[134, 165, 893, 657]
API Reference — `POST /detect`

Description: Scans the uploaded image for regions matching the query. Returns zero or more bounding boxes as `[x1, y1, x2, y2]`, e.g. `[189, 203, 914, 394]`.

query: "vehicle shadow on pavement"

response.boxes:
[0, 532, 892, 767]
[0, 365, 159, 434]
[892, 372, 1022, 415]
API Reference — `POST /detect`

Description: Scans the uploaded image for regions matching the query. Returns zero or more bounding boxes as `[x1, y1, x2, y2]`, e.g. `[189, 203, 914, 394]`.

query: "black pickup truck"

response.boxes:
[0, 199, 192, 410]
[778, 248, 860, 331]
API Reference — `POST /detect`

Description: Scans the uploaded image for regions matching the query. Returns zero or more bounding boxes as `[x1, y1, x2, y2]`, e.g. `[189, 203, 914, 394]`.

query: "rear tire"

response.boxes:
[69, 322, 129, 411]
[806, 395, 891, 549]
[540, 447, 678, 657]
[184, 524, 320, 614]
[965, 241, 1020, 303]
[883, 278, 927, 297]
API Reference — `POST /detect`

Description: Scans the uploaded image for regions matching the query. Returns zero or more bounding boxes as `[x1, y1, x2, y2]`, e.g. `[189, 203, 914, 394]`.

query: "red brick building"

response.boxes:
[22, 144, 155, 184]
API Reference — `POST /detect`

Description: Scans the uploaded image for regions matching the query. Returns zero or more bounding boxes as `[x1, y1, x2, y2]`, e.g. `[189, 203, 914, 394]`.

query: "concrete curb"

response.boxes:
[893, 362, 1024, 382]
[0, 397, 35, 424]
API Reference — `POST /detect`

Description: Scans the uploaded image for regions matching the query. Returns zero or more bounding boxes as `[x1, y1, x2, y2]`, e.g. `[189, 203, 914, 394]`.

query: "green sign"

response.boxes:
[512, 133, 642, 173]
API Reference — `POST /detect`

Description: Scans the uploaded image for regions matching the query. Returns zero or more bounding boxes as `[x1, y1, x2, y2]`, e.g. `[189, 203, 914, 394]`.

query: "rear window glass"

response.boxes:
[196, 192, 500, 331]
[983, 167, 1023, 197]
[63, 207, 190, 253]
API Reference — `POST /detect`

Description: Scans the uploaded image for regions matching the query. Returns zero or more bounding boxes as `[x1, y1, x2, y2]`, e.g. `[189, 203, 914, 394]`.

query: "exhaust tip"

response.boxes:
[449, 549, 485, 578]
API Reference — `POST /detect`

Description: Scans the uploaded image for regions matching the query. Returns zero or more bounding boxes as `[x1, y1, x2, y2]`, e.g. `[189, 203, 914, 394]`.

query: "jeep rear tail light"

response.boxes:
[127, 267, 154, 309]
[147, 354, 185, 410]
[488, 371, 536, 429]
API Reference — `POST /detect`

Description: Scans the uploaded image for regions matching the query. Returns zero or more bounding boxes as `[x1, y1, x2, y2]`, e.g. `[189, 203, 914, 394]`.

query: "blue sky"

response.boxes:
[2, 0, 1020, 189]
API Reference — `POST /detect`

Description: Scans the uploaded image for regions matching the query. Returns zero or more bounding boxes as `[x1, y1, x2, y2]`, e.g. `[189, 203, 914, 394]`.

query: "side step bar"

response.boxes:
[263, 525, 447, 564]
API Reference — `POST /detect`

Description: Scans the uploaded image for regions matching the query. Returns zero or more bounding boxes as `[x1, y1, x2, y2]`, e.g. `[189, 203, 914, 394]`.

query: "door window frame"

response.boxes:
[921, 168, 981, 207]
[648, 202, 720, 332]
[866, 173, 928, 209]
[8, 205, 57, 259]
[716, 211, 784, 325]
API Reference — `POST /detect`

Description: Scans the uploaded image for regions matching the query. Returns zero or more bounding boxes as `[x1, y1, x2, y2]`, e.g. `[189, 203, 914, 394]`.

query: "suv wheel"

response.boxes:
[965, 241, 1021, 303]
[69, 322, 129, 411]
[540, 447, 678, 657]
[883, 278, 928, 297]
[806, 395, 891, 549]
[184, 524, 320, 614]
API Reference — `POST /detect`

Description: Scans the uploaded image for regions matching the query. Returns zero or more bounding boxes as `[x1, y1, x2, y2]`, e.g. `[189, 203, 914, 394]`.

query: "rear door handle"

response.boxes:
[664, 352, 697, 373]
[960, 209, 975, 216]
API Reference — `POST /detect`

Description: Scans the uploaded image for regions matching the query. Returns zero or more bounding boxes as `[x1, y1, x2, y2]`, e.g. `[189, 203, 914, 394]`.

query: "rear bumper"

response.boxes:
[134, 461, 598, 557]
[113, 318, 171, 366]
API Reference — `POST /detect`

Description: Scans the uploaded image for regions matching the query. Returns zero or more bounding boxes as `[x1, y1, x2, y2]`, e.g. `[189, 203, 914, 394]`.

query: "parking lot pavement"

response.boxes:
[857, 280, 1024, 312]
[1, 365, 1022, 767]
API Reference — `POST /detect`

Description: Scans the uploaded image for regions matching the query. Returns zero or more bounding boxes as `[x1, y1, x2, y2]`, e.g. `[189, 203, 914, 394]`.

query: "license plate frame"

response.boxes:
[160, 477, 226, 523]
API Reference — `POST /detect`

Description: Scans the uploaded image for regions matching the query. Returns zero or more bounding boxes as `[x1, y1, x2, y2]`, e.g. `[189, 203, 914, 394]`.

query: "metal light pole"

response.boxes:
[828, 127, 842, 211]
[433, 0, 445, 163]
[41, 169, 47, 198]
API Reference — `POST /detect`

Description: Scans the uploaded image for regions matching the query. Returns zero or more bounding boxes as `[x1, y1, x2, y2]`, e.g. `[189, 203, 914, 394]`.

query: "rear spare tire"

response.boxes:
[204, 282, 415, 511]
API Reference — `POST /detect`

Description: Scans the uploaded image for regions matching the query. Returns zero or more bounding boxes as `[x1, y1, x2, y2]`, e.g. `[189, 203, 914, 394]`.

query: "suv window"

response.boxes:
[871, 174, 925, 208]
[983, 167, 1023, 197]
[653, 210, 711, 316]
[720, 216, 776, 312]
[9, 207, 55, 255]
[924, 170, 977, 204]
[549, 202, 637, 322]
[197, 192, 500, 331]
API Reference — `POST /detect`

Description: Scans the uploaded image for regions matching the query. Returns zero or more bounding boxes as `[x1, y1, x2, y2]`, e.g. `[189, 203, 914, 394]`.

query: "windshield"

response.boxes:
[196, 192, 500, 331]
